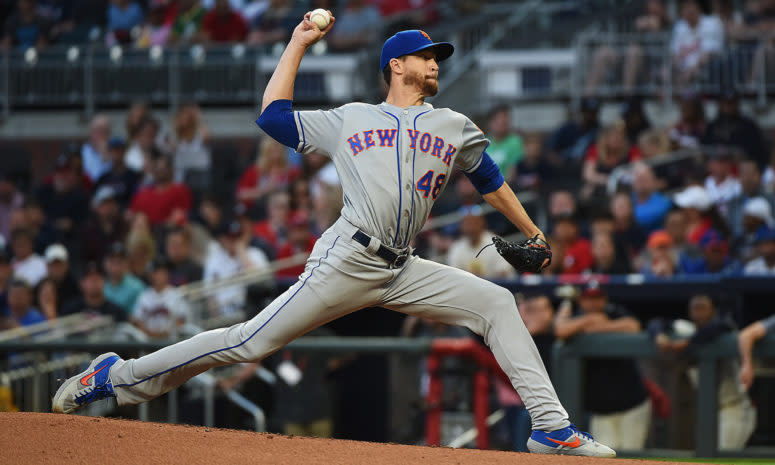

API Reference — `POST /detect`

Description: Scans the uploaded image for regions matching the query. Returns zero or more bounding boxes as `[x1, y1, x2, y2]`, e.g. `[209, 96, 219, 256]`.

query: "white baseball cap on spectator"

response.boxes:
[743, 197, 775, 227]
[673, 185, 712, 211]
[44, 243, 69, 263]
[91, 185, 117, 208]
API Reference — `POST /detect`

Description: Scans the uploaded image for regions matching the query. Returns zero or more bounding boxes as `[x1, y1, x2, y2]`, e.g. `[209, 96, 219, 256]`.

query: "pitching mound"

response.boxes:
[1, 412, 691, 464]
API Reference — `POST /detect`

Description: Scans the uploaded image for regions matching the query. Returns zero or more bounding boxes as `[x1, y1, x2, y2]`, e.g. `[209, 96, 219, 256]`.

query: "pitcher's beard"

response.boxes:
[403, 71, 438, 96]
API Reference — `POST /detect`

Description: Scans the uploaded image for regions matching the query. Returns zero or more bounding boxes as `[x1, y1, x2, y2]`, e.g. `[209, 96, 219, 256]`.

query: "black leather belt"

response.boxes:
[352, 229, 410, 268]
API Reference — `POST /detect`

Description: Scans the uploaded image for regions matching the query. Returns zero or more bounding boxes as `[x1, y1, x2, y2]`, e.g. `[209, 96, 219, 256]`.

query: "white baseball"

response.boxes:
[309, 8, 330, 29]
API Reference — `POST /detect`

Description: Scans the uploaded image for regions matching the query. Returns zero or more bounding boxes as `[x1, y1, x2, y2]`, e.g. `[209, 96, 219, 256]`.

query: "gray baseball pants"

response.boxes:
[110, 217, 570, 431]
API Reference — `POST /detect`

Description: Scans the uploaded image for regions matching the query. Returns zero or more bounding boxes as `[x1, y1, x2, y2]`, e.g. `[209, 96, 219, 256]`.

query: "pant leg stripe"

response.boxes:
[114, 236, 340, 388]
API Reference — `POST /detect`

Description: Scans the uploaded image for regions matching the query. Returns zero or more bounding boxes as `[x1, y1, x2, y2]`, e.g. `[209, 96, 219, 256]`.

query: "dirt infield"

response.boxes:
[0, 412, 697, 464]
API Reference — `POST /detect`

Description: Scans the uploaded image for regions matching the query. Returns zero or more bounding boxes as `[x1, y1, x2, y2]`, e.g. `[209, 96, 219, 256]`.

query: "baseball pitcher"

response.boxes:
[53, 12, 615, 457]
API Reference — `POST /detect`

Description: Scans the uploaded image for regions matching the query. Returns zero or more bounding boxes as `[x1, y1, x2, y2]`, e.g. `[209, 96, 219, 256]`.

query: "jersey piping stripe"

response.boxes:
[405, 110, 432, 246]
[296, 112, 307, 152]
[113, 236, 341, 389]
[381, 109, 402, 247]
[462, 138, 491, 174]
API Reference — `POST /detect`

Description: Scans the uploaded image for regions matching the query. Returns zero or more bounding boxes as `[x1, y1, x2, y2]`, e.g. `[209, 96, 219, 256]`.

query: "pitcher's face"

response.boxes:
[401, 50, 439, 97]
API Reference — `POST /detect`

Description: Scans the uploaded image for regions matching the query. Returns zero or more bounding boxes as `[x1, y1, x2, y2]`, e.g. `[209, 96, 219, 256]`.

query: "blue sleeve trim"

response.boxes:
[463, 151, 504, 195]
[296, 112, 307, 152]
[462, 140, 491, 174]
[255, 99, 300, 149]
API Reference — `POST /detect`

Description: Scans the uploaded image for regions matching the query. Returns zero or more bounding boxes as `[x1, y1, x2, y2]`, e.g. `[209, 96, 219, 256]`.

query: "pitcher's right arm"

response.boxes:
[257, 11, 334, 148]
[261, 11, 334, 110]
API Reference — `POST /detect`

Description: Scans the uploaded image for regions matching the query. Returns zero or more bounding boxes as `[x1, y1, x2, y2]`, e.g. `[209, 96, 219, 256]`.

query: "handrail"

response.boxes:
[0, 352, 92, 384]
[553, 332, 775, 457]
[420, 191, 539, 234]
[2, 332, 773, 456]
[0, 313, 114, 343]
[606, 147, 701, 195]
[574, 31, 775, 102]
[224, 389, 266, 432]
[0, 45, 367, 117]
[446, 409, 505, 449]
[179, 191, 543, 302]
[433, 0, 542, 103]
[0, 336, 435, 354]
[425, 338, 510, 449]
[177, 252, 308, 300]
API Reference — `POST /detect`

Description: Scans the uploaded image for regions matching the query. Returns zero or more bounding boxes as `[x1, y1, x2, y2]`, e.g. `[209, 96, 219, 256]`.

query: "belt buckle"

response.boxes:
[391, 253, 408, 269]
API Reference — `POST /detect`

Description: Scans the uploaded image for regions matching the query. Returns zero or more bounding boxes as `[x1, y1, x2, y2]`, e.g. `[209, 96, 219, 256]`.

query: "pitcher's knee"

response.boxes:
[493, 286, 517, 310]
[477, 286, 517, 320]
[236, 336, 285, 363]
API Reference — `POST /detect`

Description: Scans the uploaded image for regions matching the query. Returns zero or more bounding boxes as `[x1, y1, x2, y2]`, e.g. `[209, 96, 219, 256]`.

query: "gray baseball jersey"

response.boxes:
[294, 102, 487, 249]
[104, 101, 570, 432]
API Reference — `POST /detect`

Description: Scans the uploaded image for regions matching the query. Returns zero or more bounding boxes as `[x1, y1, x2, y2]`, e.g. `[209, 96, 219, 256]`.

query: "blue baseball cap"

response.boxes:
[380, 30, 454, 71]
[755, 226, 775, 244]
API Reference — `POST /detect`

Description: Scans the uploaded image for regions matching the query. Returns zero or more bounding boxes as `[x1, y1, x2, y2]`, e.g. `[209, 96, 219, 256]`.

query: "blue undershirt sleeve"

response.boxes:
[255, 99, 300, 150]
[463, 151, 505, 195]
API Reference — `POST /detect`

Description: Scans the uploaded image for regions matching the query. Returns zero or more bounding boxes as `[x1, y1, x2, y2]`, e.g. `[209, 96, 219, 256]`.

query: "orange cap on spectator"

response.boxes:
[647, 230, 673, 250]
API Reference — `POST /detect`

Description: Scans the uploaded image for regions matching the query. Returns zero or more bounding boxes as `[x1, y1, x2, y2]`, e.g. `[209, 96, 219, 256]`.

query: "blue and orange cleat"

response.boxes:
[527, 424, 616, 457]
[52, 352, 121, 414]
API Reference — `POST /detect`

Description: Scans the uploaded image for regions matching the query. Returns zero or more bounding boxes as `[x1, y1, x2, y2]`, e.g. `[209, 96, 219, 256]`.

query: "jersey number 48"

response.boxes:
[416, 170, 447, 200]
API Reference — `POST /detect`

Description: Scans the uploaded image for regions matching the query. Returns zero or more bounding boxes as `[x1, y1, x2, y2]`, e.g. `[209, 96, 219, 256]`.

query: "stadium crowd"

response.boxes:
[0, 0, 774, 453]
[2, 90, 774, 331]
[0, 0, 444, 51]
[585, 0, 775, 95]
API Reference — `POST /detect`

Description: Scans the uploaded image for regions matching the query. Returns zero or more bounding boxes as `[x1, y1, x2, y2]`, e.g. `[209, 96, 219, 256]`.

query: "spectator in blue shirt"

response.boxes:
[679, 229, 740, 275]
[80, 114, 112, 183]
[103, 242, 146, 316]
[2, 278, 46, 329]
[631, 163, 672, 233]
[547, 98, 600, 163]
[106, 0, 144, 45]
[1, 0, 52, 50]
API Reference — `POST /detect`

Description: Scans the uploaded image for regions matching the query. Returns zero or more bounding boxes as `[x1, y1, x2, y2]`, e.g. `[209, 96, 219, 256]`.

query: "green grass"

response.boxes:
[643, 459, 775, 464]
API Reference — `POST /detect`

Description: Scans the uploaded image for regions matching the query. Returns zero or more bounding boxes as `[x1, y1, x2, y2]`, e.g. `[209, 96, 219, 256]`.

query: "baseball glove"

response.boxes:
[491, 235, 552, 273]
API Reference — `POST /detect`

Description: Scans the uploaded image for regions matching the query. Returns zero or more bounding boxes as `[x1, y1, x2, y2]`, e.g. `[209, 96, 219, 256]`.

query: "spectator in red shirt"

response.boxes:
[582, 120, 642, 200]
[253, 191, 291, 254]
[237, 137, 300, 211]
[673, 185, 713, 244]
[246, 0, 299, 46]
[201, 0, 247, 43]
[375, 0, 438, 33]
[275, 212, 317, 279]
[129, 155, 192, 228]
[546, 214, 594, 275]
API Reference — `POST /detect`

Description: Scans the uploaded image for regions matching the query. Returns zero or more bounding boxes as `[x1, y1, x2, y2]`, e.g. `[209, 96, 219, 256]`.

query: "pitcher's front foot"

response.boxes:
[52, 352, 121, 414]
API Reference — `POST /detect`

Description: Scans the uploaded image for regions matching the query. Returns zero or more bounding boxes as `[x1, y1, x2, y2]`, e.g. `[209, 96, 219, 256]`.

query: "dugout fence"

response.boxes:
[0, 333, 773, 458]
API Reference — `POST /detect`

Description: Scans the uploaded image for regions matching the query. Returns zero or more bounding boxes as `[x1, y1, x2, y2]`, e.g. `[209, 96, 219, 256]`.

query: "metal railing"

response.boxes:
[0, 45, 371, 117]
[605, 147, 702, 195]
[2, 332, 773, 457]
[0, 312, 114, 343]
[432, 0, 543, 104]
[0, 336, 432, 428]
[574, 32, 775, 104]
[553, 332, 775, 458]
